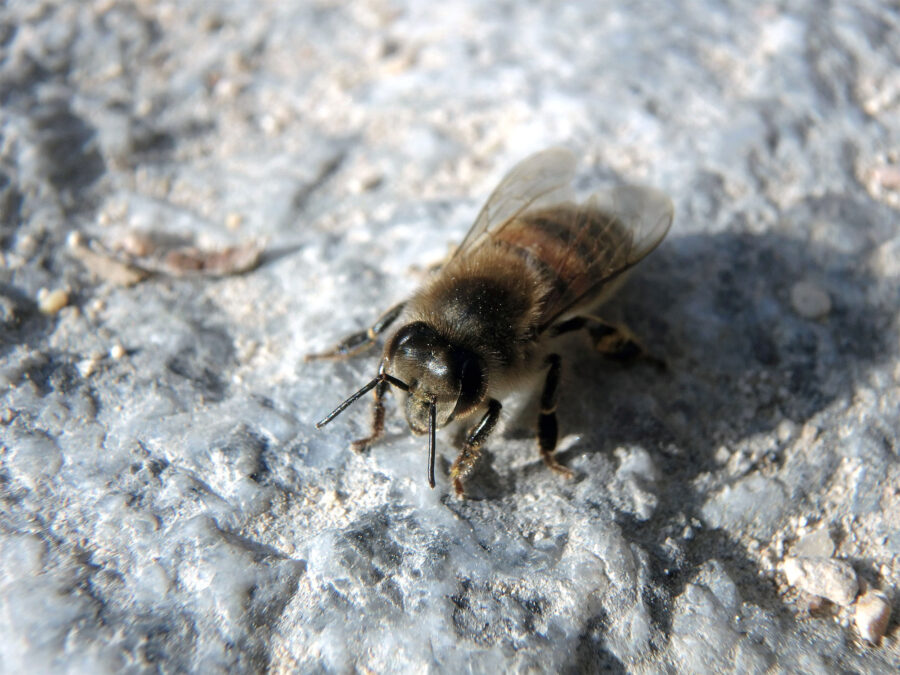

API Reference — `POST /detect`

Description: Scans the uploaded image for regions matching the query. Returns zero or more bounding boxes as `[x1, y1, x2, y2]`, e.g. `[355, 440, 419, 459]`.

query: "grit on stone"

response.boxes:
[1, 1, 899, 673]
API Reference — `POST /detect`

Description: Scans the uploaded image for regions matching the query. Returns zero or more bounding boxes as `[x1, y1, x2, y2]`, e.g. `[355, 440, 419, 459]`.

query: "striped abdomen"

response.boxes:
[492, 204, 633, 329]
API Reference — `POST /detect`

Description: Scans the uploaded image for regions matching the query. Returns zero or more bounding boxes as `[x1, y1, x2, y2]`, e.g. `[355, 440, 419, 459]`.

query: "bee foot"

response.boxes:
[545, 460, 574, 479]
[453, 478, 466, 497]
[350, 439, 372, 453]
[643, 354, 668, 372]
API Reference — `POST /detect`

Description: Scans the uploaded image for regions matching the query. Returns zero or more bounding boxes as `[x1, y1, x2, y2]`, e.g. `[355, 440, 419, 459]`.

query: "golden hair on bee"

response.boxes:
[307, 148, 674, 496]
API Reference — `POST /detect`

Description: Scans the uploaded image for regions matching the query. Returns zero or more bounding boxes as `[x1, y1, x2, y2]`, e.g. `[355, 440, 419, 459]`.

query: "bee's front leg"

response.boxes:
[350, 378, 389, 452]
[305, 302, 406, 361]
[537, 354, 574, 479]
[450, 399, 502, 497]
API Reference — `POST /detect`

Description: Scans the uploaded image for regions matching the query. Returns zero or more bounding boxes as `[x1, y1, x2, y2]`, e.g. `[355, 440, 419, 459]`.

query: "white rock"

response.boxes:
[782, 556, 858, 606]
[790, 528, 835, 558]
[36, 288, 69, 314]
[76, 355, 100, 378]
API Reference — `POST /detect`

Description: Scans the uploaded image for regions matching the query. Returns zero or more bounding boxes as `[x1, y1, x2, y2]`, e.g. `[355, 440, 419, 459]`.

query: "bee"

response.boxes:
[307, 148, 673, 496]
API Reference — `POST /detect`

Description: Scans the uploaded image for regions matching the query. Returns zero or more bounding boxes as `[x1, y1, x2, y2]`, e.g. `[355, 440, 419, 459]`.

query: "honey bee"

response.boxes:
[307, 148, 673, 496]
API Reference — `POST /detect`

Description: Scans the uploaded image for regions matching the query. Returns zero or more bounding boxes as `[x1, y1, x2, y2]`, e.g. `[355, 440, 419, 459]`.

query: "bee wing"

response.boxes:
[593, 184, 674, 265]
[537, 184, 674, 330]
[450, 147, 578, 260]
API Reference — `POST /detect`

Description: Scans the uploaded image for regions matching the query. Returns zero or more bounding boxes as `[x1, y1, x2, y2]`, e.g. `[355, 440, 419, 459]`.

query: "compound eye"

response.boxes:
[388, 322, 438, 360]
[424, 351, 452, 380]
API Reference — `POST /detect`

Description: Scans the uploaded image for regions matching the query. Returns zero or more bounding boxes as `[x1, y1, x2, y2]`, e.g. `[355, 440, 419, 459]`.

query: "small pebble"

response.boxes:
[37, 288, 69, 314]
[791, 528, 835, 558]
[713, 445, 731, 465]
[0, 295, 18, 324]
[854, 590, 892, 644]
[782, 556, 859, 606]
[776, 419, 796, 443]
[76, 356, 101, 378]
[773, 536, 785, 559]
[88, 298, 106, 316]
[225, 212, 244, 230]
[118, 231, 155, 257]
[790, 281, 831, 319]
[17, 233, 38, 258]
[109, 343, 126, 360]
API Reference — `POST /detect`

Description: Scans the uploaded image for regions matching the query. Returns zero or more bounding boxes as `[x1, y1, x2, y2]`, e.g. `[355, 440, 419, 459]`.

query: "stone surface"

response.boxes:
[855, 590, 893, 645]
[791, 527, 836, 559]
[782, 556, 859, 607]
[790, 281, 831, 320]
[1, 0, 899, 672]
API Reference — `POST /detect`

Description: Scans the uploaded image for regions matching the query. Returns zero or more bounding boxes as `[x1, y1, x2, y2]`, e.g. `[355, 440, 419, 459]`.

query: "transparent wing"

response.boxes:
[530, 184, 674, 330]
[450, 147, 578, 261]
[592, 184, 674, 266]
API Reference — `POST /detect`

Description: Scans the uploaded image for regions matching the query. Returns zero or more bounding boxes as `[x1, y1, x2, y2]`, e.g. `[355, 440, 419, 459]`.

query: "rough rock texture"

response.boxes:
[782, 556, 859, 607]
[1, 1, 899, 672]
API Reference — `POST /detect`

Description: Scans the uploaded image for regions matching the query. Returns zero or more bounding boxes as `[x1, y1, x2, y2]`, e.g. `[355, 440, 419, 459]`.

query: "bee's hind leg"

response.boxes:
[450, 399, 502, 497]
[537, 354, 574, 479]
[305, 302, 405, 361]
[588, 321, 667, 369]
[551, 316, 665, 369]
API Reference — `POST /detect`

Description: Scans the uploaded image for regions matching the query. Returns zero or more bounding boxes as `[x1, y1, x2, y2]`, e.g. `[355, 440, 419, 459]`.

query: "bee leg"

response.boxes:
[350, 379, 389, 452]
[548, 316, 589, 336]
[587, 321, 666, 369]
[305, 302, 406, 361]
[550, 316, 664, 369]
[450, 399, 502, 496]
[538, 354, 574, 479]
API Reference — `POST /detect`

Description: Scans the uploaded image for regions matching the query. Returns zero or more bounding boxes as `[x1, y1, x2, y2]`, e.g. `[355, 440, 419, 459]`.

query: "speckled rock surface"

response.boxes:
[1, 1, 899, 672]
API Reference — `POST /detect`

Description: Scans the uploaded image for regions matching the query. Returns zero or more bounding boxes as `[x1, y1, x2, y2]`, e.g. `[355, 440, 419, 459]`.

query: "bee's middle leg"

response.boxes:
[450, 399, 502, 496]
[538, 354, 574, 479]
[305, 302, 405, 361]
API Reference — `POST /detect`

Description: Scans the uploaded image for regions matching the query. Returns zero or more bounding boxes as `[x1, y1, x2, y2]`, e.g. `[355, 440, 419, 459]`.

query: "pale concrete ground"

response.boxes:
[1, 1, 899, 672]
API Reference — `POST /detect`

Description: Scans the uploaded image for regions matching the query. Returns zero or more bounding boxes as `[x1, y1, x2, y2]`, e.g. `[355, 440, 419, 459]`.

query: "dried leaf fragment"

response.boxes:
[161, 242, 263, 277]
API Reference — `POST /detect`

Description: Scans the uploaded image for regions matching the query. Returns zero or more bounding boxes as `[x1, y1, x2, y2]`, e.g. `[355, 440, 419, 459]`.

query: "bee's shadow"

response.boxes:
[500, 220, 896, 642]
[561, 224, 893, 467]
[505, 222, 893, 465]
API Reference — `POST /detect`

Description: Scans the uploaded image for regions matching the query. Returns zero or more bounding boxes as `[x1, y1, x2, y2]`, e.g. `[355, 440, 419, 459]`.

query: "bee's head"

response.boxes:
[313, 320, 486, 489]
[385, 321, 486, 434]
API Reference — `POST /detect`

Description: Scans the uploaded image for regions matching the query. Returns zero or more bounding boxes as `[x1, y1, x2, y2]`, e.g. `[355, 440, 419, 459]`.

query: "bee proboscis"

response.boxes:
[308, 148, 674, 496]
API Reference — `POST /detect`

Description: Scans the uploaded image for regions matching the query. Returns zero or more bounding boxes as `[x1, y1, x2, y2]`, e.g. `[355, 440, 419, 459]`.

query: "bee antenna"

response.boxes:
[315, 377, 379, 428]
[427, 397, 437, 489]
[315, 373, 409, 428]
